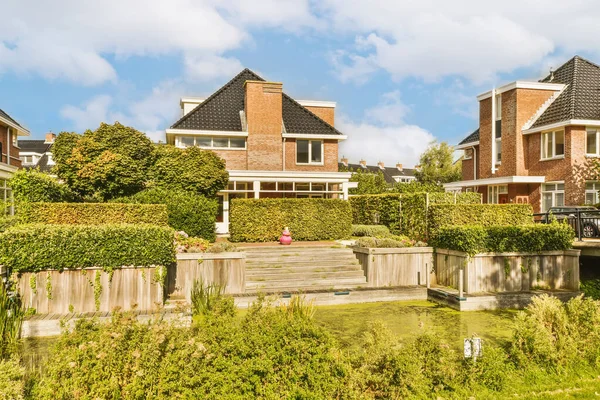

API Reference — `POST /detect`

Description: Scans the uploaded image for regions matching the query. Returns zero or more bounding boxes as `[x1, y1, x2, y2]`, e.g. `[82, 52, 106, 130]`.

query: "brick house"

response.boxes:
[166, 69, 355, 233]
[19, 133, 56, 172]
[338, 158, 417, 184]
[446, 56, 600, 213]
[0, 109, 29, 207]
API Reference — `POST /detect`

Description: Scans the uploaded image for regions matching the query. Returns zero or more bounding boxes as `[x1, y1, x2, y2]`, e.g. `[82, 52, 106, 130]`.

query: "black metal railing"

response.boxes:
[533, 210, 600, 241]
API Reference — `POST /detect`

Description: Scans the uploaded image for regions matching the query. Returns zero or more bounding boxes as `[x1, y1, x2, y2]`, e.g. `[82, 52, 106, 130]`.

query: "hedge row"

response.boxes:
[229, 199, 352, 242]
[19, 202, 169, 226]
[350, 192, 481, 240]
[428, 204, 534, 238]
[0, 224, 175, 272]
[431, 223, 574, 256]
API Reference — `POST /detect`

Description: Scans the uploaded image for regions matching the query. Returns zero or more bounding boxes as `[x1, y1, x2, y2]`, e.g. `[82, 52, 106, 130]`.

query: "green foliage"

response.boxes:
[117, 187, 217, 241]
[0, 216, 18, 233]
[432, 223, 575, 256]
[350, 193, 403, 234]
[174, 232, 210, 253]
[356, 235, 421, 248]
[53, 123, 156, 201]
[414, 141, 461, 184]
[352, 224, 391, 237]
[149, 145, 229, 197]
[0, 357, 25, 399]
[206, 242, 239, 253]
[18, 202, 168, 226]
[8, 169, 74, 203]
[392, 181, 443, 193]
[0, 282, 23, 359]
[229, 198, 352, 242]
[428, 203, 534, 239]
[347, 168, 389, 195]
[581, 278, 600, 299]
[0, 224, 175, 272]
[190, 279, 232, 320]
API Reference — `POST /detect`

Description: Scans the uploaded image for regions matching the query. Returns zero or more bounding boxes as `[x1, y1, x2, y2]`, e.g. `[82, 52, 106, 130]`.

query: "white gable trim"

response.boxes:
[455, 141, 479, 150]
[522, 119, 600, 135]
[477, 81, 565, 101]
[0, 116, 30, 136]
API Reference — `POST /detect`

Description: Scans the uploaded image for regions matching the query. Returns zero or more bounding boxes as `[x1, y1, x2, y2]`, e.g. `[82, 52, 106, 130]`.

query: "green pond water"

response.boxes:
[20, 300, 518, 372]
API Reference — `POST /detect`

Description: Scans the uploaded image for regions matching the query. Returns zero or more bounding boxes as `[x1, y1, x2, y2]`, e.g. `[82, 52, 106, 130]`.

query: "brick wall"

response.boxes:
[0, 125, 22, 168]
[478, 97, 493, 179]
[284, 139, 339, 172]
[461, 145, 479, 181]
[211, 149, 248, 170]
[303, 106, 334, 126]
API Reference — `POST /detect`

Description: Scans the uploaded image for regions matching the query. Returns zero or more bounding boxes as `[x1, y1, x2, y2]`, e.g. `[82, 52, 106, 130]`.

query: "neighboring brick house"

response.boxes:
[338, 158, 417, 184]
[166, 69, 355, 234]
[446, 55, 600, 213]
[19, 133, 56, 172]
[0, 108, 29, 207]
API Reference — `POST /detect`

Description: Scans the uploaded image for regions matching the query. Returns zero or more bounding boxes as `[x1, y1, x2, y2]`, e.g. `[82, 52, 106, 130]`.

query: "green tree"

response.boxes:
[149, 145, 228, 197]
[415, 141, 461, 185]
[8, 169, 74, 203]
[346, 169, 389, 195]
[392, 180, 443, 193]
[53, 122, 155, 200]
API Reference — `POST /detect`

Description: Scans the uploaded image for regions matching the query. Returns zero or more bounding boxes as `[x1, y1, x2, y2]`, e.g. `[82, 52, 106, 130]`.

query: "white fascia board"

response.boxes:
[18, 151, 43, 157]
[443, 175, 546, 189]
[296, 100, 336, 108]
[455, 141, 479, 150]
[228, 170, 352, 182]
[477, 81, 565, 101]
[282, 133, 347, 140]
[0, 116, 30, 136]
[166, 129, 248, 137]
[180, 97, 205, 105]
[522, 119, 600, 135]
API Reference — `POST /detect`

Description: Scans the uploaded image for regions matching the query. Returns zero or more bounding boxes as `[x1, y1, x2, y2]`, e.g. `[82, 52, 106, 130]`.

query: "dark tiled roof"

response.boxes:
[19, 140, 53, 172]
[171, 68, 344, 136]
[339, 163, 416, 184]
[532, 55, 600, 128]
[457, 128, 479, 146]
[0, 108, 23, 128]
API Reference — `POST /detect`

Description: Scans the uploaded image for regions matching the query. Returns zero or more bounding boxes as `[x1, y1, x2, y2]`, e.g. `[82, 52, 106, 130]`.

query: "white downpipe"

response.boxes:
[282, 138, 286, 171]
[491, 88, 496, 174]
[472, 145, 477, 180]
[5, 127, 9, 166]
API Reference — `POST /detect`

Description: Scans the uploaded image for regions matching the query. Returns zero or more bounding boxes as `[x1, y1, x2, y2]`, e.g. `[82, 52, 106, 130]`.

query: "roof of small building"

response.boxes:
[339, 162, 416, 184]
[458, 128, 479, 146]
[171, 68, 344, 136]
[0, 108, 23, 128]
[19, 139, 53, 172]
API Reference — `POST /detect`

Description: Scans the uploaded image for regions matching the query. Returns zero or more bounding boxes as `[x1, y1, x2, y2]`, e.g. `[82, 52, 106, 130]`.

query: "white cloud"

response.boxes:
[184, 54, 244, 82]
[338, 92, 434, 167]
[60, 95, 115, 131]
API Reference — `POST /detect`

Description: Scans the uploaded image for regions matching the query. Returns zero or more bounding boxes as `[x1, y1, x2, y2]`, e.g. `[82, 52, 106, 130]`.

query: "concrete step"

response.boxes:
[246, 275, 366, 287]
[245, 279, 367, 294]
[246, 258, 359, 267]
[244, 251, 354, 259]
[246, 265, 363, 274]
[247, 270, 366, 282]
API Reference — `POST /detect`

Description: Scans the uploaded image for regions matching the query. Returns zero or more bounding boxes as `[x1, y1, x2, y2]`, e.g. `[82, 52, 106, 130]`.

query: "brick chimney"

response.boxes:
[377, 161, 385, 169]
[359, 159, 367, 168]
[340, 156, 348, 167]
[396, 163, 403, 171]
[45, 132, 56, 144]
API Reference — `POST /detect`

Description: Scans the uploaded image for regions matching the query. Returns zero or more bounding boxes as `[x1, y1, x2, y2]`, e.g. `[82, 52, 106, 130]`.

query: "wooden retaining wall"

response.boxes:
[353, 247, 435, 287]
[435, 249, 580, 293]
[16, 266, 164, 315]
[167, 253, 245, 301]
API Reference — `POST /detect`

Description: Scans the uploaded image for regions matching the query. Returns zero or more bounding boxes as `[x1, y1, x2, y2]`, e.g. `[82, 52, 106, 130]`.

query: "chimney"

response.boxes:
[340, 156, 348, 167]
[45, 132, 56, 144]
[359, 159, 367, 168]
[549, 67, 554, 82]
[377, 161, 385, 169]
[396, 163, 403, 171]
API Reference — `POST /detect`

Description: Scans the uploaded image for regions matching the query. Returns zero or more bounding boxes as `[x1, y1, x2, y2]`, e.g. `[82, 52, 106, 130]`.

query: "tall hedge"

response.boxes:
[19, 202, 168, 226]
[229, 199, 352, 242]
[432, 223, 574, 256]
[350, 194, 402, 233]
[428, 204, 534, 239]
[0, 224, 175, 272]
[116, 188, 217, 241]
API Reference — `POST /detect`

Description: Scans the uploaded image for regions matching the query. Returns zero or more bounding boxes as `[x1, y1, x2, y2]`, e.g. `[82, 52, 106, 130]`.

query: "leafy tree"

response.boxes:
[149, 145, 228, 197]
[53, 122, 155, 200]
[8, 169, 74, 203]
[415, 141, 461, 185]
[346, 168, 389, 195]
[392, 181, 443, 193]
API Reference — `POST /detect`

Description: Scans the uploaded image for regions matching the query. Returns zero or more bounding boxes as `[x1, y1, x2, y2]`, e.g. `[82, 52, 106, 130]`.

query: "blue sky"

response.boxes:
[2, 1, 599, 167]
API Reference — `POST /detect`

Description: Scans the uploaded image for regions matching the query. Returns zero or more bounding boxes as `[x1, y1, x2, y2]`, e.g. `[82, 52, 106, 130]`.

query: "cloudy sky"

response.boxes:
[2, 0, 599, 167]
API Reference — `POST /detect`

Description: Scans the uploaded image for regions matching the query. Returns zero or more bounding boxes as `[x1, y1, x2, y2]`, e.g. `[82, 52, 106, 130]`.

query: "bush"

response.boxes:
[428, 204, 534, 239]
[352, 224, 391, 237]
[0, 223, 175, 272]
[116, 187, 217, 241]
[229, 199, 352, 242]
[355, 235, 420, 248]
[207, 242, 239, 253]
[350, 194, 403, 233]
[0, 357, 25, 400]
[9, 169, 74, 203]
[175, 231, 210, 253]
[432, 223, 574, 256]
[18, 202, 168, 226]
[0, 216, 18, 232]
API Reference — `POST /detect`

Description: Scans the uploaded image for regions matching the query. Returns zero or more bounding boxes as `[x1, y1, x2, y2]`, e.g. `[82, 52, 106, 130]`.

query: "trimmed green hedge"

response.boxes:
[229, 199, 352, 242]
[351, 224, 391, 237]
[432, 223, 574, 256]
[0, 224, 175, 272]
[428, 204, 534, 239]
[19, 202, 168, 226]
[350, 194, 402, 233]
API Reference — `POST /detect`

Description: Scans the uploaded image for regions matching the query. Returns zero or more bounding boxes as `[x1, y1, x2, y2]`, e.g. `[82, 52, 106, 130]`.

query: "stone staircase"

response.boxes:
[243, 245, 367, 294]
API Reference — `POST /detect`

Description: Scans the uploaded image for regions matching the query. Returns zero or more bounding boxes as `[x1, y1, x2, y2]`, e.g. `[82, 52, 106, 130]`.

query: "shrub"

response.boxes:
[8, 169, 74, 203]
[229, 198, 352, 242]
[207, 242, 239, 253]
[352, 224, 391, 237]
[432, 223, 574, 256]
[350, 194, 403, 233]
[18, 202, 168, 226]
[0, 223, 175, 272]
[428, 204, 533, 239]
[175, 231, 210, 253]
[0, 282, 23, 359]
[355, 235, 419, 248]
[0, 357, 25, 400]
[117, 187, 217, 241]
[0, 216, 18, 232]
[190, 279, 232, 320]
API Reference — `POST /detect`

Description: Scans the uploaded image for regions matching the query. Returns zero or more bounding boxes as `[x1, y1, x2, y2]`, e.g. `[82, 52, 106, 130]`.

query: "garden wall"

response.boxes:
[16, 266, 165, 314]
[353, 247, 434, 287]
[435, 249, 580, 293]
[167, 253, 246, 300]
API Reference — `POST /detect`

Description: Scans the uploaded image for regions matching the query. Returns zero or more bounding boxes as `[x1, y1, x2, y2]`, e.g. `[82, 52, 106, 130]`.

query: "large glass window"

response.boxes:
[296, 140, 323, 165]
[487, 185, 507, 204]
[586, 181, 600, 205]
[541, 131, 565, 160]
[542, 183, 565, 212]
[176, 136, 246, 149]
[587, 130, 600, 156]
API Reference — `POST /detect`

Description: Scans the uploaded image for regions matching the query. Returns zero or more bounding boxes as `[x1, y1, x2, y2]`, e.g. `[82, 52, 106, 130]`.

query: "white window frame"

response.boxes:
[495, 136, 502, 164]
[586, 129, 600, 157]
[296, 139, 324, 165]
[585, 181, 600, 205]
[541, 182, 565, 212]
[495, 94, 502, 121]
[540, 130, 565, 160]
[487, 185, 507, 204]
[175, 135, 246, 150]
